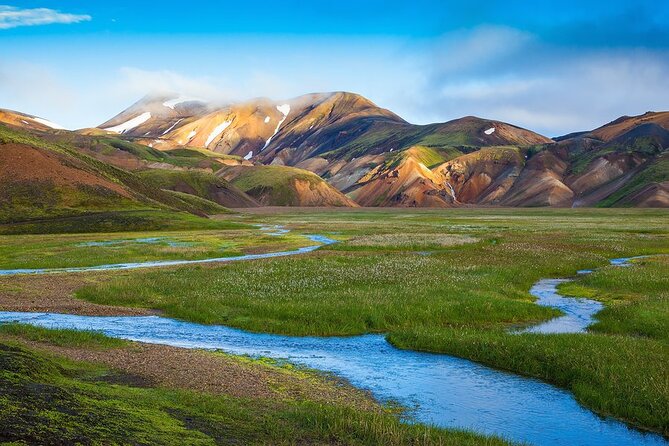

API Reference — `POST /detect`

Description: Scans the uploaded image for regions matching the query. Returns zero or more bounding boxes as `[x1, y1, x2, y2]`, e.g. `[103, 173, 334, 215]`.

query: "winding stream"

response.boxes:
[524, 255, 654, 334]
[0, 230, 666, 446]
[0, 234, 336, 276]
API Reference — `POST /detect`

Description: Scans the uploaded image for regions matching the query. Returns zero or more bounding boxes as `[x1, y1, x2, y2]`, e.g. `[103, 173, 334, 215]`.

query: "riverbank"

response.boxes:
[0, 325, 507, 445]
[0, 208, 667, 443]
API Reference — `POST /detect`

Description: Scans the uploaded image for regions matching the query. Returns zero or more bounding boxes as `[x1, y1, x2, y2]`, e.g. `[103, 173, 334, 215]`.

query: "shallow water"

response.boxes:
[0, 229, 666, 445]
[0, 311, 665, 446]
[523, 256, 646, 334]
[0, 234, 335, 276]
[77, 237, 193, 248]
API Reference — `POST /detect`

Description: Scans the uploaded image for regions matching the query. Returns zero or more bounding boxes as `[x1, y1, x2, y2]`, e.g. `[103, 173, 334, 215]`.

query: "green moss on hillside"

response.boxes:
[598, 154, 669, 207]
[227, 165, 324, 205]
[0, 125, 228, 223]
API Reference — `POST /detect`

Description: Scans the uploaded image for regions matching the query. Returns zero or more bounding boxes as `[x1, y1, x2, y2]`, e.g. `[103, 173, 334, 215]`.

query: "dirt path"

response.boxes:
[0, 272, 153, 316]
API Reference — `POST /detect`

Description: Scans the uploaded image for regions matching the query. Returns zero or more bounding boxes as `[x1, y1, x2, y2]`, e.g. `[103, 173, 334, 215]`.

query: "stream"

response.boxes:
[0, 230, 666, 446]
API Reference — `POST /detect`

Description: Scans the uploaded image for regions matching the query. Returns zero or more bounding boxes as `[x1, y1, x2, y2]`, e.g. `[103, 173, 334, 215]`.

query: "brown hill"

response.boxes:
[218, 165, 358, 207]
[8, 96, 664, 209]
[0, 109, 66, 132]
[588, 112, 669, 142]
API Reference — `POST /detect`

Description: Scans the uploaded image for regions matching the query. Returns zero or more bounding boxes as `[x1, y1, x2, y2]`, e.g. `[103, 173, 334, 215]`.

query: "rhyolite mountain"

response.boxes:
[95, 92, 668, 207]
[0, 92, 666, 217]
[0, 122, 235, 225]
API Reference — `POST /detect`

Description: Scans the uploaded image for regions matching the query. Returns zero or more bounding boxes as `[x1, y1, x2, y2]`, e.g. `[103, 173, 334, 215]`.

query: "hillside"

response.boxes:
[0, 109, 66, 132]
[2, 97, 667, 210]
[0, 123, 231, 223]
[138, 169, 259, 208]
[556, 112, 669, 207]
[218, 165, 358, 207]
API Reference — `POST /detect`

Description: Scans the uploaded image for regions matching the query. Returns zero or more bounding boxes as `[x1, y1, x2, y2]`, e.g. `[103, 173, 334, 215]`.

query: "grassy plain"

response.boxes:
[70, 208, 669, 435]
[0, 228, 310, 269]
[0, 209, 669, 444]
[559, 255, 669, 341]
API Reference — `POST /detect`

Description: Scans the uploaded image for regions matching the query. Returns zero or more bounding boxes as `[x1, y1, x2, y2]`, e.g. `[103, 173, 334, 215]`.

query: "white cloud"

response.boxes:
[412, 26, 669, 135]
[439, 78, 547, 100]
[115, 67, 240, 104]
[431, 26, 534, 75]
[0, 6, 90, 29]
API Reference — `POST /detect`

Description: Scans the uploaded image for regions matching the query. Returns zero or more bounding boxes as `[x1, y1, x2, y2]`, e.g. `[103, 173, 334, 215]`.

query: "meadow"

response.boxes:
[0, 227, 309, 269]
[1, 207, 668, 442]
[72, 208, 669, 435]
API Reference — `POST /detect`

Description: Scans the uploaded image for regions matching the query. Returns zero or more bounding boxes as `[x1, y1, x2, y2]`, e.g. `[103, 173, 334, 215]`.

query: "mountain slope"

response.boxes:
[555, 112, 669, 207]
[588, 112, 669, 142]
[138, 169, 259, 208]
[98, 94, 669, 207]
[100, 93, 551, 167]
[0, 109, 66, 132]
[7, 95, 660, 209]
[348, 146, 456, 207]
[218, 165, 358, 207]
[0, 124, 230, 222]
[98, 93, 558, 207]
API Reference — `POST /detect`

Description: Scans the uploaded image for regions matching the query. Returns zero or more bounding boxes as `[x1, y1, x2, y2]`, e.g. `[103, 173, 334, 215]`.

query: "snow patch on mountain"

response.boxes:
[103, 112, 152, 134]
[244, 151, 253, 160]
[262, 104, 291, 151]
[276, 104, 290, 116]
[484, 127, 496, 135]
[187, 130, 197, 140]
[163, 96, 199, 109]
[205, 120, 232, 147]
[264, 116, 270, 123]
[162, 118, 184, 135]
[32, 117, 66, 130]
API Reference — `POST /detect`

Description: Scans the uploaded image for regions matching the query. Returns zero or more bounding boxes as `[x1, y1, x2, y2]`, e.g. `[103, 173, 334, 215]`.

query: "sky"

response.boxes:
[0, 1, 668, 136]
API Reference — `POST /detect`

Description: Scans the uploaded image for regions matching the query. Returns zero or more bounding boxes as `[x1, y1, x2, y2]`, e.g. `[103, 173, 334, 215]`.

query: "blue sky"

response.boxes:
[1, 1, 668, 135]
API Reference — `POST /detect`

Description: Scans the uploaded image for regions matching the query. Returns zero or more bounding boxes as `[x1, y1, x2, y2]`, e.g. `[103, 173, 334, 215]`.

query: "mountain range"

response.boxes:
[1, 91, 667, 224]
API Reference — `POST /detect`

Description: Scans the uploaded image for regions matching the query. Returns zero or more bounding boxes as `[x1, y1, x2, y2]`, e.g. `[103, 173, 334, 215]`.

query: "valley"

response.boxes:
[0, 93, 668, 445]
[3, 3, 667, 444]
[0, 208, 667, 445]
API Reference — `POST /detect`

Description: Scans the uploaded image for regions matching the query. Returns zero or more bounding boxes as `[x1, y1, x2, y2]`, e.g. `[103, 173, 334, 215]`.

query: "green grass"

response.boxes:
[0, 210, 245, 235]
[0, 125, 230, 223]
[0, 341, 509, 445]
[388, 328, 669, 436]
[138, 169, 226, 198]
[226, 165, 330, 205]
[74, 208, 669, 433]
[42, 132, 224, 171]
[383, 145, 462, 170]
[0, 323, 127, 349]
[162, 190, 229, 214]
[167, 146, 242, 161]
[0, 227, 311, 269]
[558, 256, 669, 341]
[137, 168, 246, 210]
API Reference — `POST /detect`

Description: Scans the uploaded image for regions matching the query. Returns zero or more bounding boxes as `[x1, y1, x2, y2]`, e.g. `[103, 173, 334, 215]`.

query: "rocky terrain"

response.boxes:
[0, 94, 667, 216]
